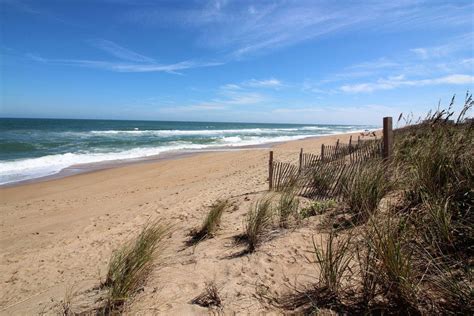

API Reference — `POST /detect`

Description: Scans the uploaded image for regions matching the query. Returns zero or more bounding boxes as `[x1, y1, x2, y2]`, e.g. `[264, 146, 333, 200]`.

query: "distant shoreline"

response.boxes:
[0, 130, 376, 188]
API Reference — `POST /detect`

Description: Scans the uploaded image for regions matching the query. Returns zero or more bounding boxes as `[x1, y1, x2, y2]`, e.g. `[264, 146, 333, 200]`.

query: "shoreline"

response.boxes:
[0, 130, 372, 188]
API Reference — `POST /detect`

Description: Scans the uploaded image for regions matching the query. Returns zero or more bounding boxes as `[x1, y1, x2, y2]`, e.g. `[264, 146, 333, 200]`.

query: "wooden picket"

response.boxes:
[270, 138, 383, 200]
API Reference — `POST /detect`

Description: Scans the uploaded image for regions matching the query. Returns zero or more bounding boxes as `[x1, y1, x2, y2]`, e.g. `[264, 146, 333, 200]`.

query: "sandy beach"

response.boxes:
[0, 132, 373, 314]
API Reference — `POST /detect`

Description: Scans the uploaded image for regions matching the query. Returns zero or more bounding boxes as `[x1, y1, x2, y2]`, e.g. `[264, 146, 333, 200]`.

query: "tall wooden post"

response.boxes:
[349, 135, 352, 147]
[336, 139, 340, 148]
[269, 151, 274, 190]
[298, 148, 303, 174]
[383, 117, 393, 159]
[358, 135, 360, 144]
[321, 144, 325, 162]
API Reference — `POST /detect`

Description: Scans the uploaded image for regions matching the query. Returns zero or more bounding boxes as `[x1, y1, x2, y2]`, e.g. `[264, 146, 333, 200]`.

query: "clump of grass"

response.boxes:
[300, 199, 336, 218]
[277, 230, 352, 313]
[428, 258, 473, 314]
[355, 242, 378, 310]
[276, 190, 299, 228]
[343, 161, 391, 223]
[57, 286, 78, 316]
[101, 220, 169, 312]
[422, 197, 455, 253]
[190, 281, 222, 308]
[244, 197, 273, 252]
[188, 199, 230, 245]
[366, 216, 419, 311]
[312, 230, 353, 296]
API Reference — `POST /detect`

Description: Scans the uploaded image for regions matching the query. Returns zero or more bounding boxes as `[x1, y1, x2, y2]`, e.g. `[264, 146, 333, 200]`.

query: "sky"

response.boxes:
[0, 0, 473, 125]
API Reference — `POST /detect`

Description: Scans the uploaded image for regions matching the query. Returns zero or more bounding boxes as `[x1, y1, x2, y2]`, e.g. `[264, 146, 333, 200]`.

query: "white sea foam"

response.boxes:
[89, 127, 308, 136]
[0, 127, 374, 185]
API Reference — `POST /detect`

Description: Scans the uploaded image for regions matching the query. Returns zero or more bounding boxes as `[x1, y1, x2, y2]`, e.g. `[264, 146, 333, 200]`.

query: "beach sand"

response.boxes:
[0, 131, 377, 314]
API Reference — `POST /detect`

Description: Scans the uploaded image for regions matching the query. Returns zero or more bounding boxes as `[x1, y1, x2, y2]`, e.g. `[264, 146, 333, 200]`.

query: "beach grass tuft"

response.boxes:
[312, 230, 352, 296]
[101, 220, 169, 313]
[189, 199, 230, 245]
[276, 190, 299, 228]
[190, 281, 222, 308]
[244, 197, 273, 252]
[342, 161, 391, 223]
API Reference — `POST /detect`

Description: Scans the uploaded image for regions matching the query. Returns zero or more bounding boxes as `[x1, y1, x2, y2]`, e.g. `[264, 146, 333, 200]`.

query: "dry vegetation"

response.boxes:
[100, 220, 169, 314]
[244, 197, 274, 252]
[188, 199, 231, 245]
[275, 93, 474, 314]
[190, 281, 222, 309]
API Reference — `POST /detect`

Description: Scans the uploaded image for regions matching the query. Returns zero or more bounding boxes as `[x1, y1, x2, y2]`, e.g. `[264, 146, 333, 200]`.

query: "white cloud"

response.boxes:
[26, 54, 223, 74]
[245, 78, 282, 88]
[410, 33, 474, 60]
[341, 74, 474, 93]
[160, 104, 226, 112]
[126, 1, 473, 59]
[219, 91, 267, 105]
[220, 78, 283, 91]
[89, 39, 155, 63]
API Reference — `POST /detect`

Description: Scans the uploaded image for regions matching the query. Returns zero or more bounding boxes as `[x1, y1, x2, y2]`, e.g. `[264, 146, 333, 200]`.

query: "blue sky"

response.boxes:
[0, 0, 473, 125]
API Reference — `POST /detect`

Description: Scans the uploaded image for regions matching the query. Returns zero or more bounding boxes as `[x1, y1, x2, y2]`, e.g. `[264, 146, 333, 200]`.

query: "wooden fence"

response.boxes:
[268, 117, 392, 201]
[270, 139, 382, 197]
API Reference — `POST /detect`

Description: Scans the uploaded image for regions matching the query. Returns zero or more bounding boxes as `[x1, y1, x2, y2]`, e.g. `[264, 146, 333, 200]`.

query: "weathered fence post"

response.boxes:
[298, 148, 303, 174]
[321, 144, 325, 162]
[382, 117, 393, 159]
[358, 135, 360, 144]
[269, 151, 274, 190]
[349, 135, 352, 147]
[336, 139, 340, 148]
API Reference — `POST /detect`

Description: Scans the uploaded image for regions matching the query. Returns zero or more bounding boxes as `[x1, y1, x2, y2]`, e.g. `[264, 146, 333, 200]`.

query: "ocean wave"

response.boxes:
[0, 127, 375, 185]
[88, 127, 315, 136]
[0, 133, 321, 185]
[0, 143, 206, 185]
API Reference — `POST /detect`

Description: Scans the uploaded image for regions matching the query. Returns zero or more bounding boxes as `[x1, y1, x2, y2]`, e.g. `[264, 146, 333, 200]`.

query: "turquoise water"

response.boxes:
[0, 118, 377, 185]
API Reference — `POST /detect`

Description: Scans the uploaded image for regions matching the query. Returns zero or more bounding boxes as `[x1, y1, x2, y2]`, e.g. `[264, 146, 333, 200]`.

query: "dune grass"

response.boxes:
[189, 199, 230, 245]
[276, 190, 299, 228]
[366, 216, 419, 311]
[244, 197, 273, 252]
[278, 93, 473, 314]
[101, 220, 169, 313]
[276, 230, 352, 313]
[312, 230, 352, 296]
[190, 281, 222, 308]
[342, 161, 391, 223]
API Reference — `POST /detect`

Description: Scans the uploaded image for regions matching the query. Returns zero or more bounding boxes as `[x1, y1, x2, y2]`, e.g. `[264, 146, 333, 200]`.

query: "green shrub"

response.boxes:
[300, 200, 336, 218]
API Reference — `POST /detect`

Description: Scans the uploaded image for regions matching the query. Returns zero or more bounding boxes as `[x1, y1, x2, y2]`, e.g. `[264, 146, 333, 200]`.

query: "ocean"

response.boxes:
[0, 118, 377, 185]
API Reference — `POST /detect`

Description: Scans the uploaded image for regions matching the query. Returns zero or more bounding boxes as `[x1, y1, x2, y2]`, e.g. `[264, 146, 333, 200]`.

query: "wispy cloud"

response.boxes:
[410, 33, 474, 59]
[245, 78, 282, 88]
[220, 78, 283, 90]
[341, 74, 474, 93]
[159, 78, 270, 112]
[125, 1, 473, 59]
[89, 39, 156, 63]
[26, 39, 223, 74]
